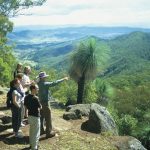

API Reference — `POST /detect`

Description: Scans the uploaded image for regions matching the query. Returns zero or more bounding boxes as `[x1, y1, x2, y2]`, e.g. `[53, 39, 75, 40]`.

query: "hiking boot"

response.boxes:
[46, 131, 55, 138]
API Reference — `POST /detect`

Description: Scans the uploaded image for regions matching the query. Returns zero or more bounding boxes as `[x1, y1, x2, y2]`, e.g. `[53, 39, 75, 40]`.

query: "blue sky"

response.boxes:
[11, 0, 150, 28]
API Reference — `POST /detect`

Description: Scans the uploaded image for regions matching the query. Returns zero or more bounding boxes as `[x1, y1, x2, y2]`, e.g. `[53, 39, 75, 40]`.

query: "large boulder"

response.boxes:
[111, 136, 147, 150]
[50, 100, 66, 109]
[63, 104, 91, 120]
[128, 138, 146, 150]
[82, 103, 118, 135]
[66, 104, 91, 116]
[63, 111, 81, 120]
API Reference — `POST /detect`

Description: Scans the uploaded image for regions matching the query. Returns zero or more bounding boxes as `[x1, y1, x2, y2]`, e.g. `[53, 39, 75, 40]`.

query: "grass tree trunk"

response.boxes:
[77, 74, 85, 104]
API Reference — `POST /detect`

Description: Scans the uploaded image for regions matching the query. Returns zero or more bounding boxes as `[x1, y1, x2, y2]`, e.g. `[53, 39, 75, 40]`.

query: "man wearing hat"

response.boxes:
[37, 71, 69, 138]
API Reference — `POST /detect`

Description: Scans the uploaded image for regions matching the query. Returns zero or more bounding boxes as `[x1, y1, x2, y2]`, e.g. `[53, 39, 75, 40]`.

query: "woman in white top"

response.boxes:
[11, 78, 24, 138]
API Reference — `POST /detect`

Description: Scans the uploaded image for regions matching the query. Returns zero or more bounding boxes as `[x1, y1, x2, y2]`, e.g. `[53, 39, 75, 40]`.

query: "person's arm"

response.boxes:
[12, 91, 20, 108]
[24, 106, 28, 118]
[45, 77, 69, 87]
[36, 97, 42, 113]
[37, 100, 42, 109]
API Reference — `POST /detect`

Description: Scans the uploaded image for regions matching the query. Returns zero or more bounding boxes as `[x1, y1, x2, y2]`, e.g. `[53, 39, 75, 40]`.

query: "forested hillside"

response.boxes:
[103, 32, 150, 76]
[11, 31, 150, 76]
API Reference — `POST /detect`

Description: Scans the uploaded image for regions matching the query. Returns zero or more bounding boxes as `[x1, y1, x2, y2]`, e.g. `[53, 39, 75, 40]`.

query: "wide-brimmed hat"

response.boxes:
[37, 71, 49, 78]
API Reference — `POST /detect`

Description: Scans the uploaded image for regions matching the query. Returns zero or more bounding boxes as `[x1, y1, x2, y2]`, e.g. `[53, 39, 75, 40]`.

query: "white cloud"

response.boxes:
[10, 0, 150, 28]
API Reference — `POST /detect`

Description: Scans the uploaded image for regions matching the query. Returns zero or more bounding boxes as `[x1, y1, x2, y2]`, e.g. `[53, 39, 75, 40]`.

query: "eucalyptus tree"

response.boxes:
[69, 38, 97, 104]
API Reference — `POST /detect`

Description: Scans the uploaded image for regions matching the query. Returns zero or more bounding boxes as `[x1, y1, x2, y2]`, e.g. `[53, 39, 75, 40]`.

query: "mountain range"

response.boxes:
[8, 26, 150, 76]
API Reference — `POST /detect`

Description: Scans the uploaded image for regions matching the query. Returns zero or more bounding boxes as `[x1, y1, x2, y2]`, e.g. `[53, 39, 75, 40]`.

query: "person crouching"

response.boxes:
[24, 84, 41, 150]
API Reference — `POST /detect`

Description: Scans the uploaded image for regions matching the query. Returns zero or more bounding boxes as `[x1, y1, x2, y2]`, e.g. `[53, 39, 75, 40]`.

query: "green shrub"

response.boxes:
[118, 114, 138, 135]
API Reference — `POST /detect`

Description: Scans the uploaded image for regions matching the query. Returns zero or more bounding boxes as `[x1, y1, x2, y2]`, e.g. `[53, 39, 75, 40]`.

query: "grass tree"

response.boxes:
[69, 38, 97, 104]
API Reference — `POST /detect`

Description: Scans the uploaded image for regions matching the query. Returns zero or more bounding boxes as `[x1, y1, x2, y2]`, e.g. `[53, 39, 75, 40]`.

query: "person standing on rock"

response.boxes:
[37, 71, 69, 138]
[24, 84, 41, 150]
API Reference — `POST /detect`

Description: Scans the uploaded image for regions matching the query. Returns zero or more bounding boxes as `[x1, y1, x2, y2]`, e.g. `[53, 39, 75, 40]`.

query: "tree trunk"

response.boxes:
[77, 74, 85, 104]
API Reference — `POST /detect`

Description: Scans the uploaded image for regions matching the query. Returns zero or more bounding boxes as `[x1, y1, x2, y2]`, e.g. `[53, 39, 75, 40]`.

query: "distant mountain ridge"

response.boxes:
[8, 26, 150, 76]
[8, 26, 150, 44]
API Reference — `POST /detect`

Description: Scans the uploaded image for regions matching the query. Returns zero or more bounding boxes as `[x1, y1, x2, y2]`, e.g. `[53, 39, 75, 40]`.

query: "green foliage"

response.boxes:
[64, 80, 77, 104]
[95, 79, 114, 106]
[0, 20, 16, 85]
[105, 70, 150, 149]
[133, 125, 150, 149]
[0, 15, 13, 40]
[52, 80, 77, 104]
[0, 0, 46, 17]
[0, 49, 16, 84]
[106, 32, 150, 76]
[83, 82, 98, 104]
[118, 114, 138, 135]
[69, 38, 97, 82]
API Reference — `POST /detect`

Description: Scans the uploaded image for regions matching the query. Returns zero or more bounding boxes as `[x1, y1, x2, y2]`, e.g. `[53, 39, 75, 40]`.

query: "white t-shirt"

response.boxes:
[12, 90, 22, 107]
[18, 84, 25, 102]
[21, 74, 30, 92]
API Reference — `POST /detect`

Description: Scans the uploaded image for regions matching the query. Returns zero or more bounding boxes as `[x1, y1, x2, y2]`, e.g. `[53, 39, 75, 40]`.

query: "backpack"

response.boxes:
[6, 89, 13, 108]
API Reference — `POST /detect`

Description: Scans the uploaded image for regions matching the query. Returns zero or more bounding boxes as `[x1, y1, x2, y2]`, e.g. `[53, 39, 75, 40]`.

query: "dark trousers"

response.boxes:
[11, 105, 21, 133]
[40, 102, 52, 136]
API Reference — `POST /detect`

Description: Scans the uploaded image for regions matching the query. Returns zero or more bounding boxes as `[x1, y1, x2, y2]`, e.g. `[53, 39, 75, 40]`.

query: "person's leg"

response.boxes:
[12, 106, 20, 133]
[40, 107, 45, 134]
[28, 116, 33, 148]
[21, 101, 25, 126]
[17, 107, 21, 131]
[44, 106, 53, 137]
[28, 116, 40, 150]
[11, 106, 17, 132]
[12, 106, 22, 137]
[36, 117, 40, 149]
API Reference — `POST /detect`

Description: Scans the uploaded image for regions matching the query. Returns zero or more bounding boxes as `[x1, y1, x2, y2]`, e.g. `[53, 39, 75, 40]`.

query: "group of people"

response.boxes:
[10, 63, 69, 150]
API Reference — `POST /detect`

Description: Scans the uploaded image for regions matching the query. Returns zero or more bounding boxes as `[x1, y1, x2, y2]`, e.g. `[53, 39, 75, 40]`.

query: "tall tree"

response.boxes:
[69, 38, 97, 104]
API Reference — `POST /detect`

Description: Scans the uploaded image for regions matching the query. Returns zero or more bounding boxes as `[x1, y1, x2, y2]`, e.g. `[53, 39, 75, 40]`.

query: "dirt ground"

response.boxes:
[0, 94, 118, 150]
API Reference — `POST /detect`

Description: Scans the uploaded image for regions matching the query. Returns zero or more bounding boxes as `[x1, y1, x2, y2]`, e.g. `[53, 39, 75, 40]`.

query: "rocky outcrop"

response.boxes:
[63, 111, 81, 120]
[111, 136, 147, 150]
[50, 100, 66, 109]
[63, 103, 118, 134]
[63, 104, 91, 120]
[81, 103, 118, 135]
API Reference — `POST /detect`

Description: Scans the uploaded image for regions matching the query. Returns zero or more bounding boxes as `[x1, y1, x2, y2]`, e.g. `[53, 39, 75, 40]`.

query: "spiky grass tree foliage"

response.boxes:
[69, 38, 97, 104]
